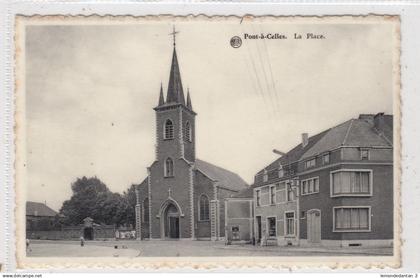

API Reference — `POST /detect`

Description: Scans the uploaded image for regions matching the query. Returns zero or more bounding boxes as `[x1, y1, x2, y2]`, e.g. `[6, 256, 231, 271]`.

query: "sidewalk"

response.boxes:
[217, 243, 393, 256]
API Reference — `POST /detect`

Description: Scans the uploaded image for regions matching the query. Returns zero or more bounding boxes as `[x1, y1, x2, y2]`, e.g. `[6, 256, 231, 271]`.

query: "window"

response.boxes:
[301, 177, 320, 195]
[305, 158, 316, 169]
[263, 170, 268, 182]
[331, 170, 371, 196]
[278, 168, 284, 178]
[267, 217, 276, 237]
[164, 157, 174, 177]
[322, 153, 330, 164]
[360, 149, 369, 160]
[185, 121, 192, 142]
[278, 164, 284, 178]
[286, 183, 294, 202]
[199, 195, 210, 221]
[334, 207, 370, 231]
[256, 190, 261, 207]
[285, 212, 295, 236]
[142, 198, 149, 223]
[164, 119, 174, 139]
[269, 186, 276, 205]
[300, 211, 306, 219]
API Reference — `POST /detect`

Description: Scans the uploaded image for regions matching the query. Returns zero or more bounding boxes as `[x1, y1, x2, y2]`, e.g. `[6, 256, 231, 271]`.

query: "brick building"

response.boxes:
[225, 113, 394, 248]
[26, 201, 60, 234]
[135, 36, 248, 240]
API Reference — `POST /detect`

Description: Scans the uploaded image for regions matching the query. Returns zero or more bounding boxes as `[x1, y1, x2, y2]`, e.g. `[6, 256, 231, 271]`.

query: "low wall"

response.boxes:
[27, 225, 116, 240]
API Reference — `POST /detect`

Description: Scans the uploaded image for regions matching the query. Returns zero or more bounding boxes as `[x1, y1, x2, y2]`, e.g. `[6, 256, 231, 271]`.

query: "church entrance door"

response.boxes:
[164, 203, 180, 239]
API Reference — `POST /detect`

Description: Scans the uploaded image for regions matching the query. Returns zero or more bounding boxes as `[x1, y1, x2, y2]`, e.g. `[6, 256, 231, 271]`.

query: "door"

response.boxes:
[164, 203, 180, 239]
[83, 227, 94, 240]
[169, 216, 179, 238]
[256, 216, 262, 243]
[307, 210, 321, 244]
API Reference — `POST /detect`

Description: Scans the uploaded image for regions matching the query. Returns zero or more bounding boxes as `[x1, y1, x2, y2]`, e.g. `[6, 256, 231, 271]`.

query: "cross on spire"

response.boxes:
[169, 26, 179, 47]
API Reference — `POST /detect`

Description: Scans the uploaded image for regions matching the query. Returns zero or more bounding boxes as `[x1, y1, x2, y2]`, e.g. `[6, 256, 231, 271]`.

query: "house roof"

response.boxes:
[195, 159, 248, 192]
[301, 116, 393, 159]
[26, 201, 58, 217]
[256, 129, 330, 175]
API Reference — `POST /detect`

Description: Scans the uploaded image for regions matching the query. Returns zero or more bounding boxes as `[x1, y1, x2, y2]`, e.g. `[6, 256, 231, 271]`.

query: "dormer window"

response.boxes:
[305, 158, 316, 169]
[322, 153, 330, 164]
[164, 119, 174, 140]
[360, 149, 369, 160]
[263, 170, 268, 182]
[278, 165, 284, 178]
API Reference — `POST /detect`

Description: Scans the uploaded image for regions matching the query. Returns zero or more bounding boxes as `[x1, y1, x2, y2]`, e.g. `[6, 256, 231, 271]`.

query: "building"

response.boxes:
[135, 33, 248, 240]
[26, 201, 60, 234]
[225, 113, 393, 248]
[297, 113, 393, 247]
[224, 187, 254, 244]
[252, 130, 329, 246]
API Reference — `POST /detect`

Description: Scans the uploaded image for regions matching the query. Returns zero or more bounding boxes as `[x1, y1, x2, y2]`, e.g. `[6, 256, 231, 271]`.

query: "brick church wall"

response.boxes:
[194, 170, 214, 239]
[149, 158, 193, 239]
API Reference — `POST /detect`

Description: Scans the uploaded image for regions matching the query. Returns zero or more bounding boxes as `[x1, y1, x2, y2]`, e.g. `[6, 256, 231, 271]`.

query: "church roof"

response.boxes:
[166, 47, 185, 105]
[195, 159, 248, 192]
[26, 201, 58, 217]
[229, 186, 254, 198]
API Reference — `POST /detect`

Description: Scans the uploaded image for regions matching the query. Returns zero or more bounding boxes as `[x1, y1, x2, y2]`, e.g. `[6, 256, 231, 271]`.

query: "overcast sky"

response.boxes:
[24, 18, 396, 210]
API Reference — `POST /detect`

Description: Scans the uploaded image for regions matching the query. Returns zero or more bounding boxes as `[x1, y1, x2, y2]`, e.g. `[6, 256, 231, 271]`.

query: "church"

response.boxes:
[134, 31, 248, 240]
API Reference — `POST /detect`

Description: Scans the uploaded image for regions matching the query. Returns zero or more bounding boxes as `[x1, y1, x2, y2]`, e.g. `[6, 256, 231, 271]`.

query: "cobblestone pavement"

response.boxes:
[27, 240, 393, 257]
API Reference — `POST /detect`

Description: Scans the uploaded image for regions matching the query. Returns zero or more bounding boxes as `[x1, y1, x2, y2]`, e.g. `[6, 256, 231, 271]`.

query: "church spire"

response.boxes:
[186, 88, 192, 110]
[166, 27, 186, 105]
[158, 83, 165, 106]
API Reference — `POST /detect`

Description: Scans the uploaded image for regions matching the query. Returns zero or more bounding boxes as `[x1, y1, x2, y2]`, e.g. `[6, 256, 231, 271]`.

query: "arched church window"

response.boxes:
[199, 194, 210, 221]
[164, 119, 174, 139]
[142, 198, 149, 223]
[164, 157, 174, 177]
[185, 121, 192, 142]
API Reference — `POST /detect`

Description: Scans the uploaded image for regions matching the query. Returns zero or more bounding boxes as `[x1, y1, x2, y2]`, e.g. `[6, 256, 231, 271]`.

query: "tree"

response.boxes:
[59, 176, 138, 227]
[60, 176, 109, 225]
[121, 184, 137, 228]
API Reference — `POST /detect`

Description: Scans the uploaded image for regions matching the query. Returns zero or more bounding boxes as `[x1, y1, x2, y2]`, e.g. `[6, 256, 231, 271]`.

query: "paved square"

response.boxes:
[27, 240, 393, 257]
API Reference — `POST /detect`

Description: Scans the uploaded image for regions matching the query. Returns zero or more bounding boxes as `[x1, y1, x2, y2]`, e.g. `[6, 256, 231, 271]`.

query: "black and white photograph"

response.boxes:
[13, 15, 400, 268]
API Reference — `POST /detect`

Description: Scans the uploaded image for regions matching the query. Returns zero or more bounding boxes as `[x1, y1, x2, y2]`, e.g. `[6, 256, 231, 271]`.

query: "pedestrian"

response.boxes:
[80, 236, 85, 247]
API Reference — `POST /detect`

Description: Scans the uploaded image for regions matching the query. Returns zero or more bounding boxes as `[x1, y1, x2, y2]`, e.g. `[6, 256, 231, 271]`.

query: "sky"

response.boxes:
[23, 18, 396, 211]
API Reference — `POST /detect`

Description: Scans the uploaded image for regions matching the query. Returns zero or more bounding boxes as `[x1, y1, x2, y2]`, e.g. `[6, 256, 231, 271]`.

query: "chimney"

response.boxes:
[359, 114, 374, 125]
[374, 112, 385, 129]
[302, 133, 309, 148]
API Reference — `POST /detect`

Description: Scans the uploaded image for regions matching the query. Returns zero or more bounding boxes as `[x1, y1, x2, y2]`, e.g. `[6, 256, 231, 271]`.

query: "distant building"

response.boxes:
[26, 201, 60, 233]
[225, 113, 394, 248]
[135, 32, 248, 241]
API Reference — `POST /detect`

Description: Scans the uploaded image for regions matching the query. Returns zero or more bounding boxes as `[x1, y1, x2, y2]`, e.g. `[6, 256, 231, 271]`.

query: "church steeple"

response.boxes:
[154, 27, 196, 164]
[186, 88, 192, 110]
[158, 83, 165, 106]
[166, 47, 185, 105]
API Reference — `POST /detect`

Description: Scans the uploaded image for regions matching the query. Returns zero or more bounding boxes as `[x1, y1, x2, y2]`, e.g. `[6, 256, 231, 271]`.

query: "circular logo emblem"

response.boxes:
[230, 36, 242, 48]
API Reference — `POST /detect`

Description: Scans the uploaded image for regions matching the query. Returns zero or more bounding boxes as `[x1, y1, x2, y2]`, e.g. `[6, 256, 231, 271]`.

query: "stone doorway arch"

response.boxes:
[158, 199, 184, 239]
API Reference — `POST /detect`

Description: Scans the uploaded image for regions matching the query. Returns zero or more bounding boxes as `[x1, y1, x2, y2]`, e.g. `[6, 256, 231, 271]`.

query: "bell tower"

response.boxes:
[154, 27, 196, 163]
